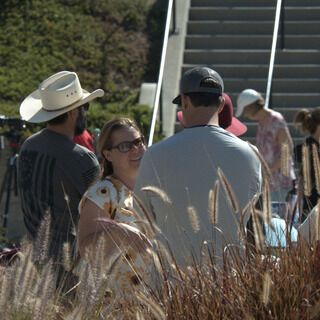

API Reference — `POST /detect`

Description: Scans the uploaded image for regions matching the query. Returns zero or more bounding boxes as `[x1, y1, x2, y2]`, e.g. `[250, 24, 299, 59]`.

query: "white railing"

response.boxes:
[148, 0, 175, 147]
[265, 0, 283, 108]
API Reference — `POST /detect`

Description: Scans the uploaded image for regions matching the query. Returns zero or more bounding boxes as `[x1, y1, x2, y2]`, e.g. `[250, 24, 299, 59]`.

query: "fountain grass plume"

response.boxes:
[261, 272, 271, 305]
[140, 185, 172, 205]
[263, 181, 272, 226]
[187, 206, 200, 233]
[135, 290, 166, 320]
[62, 242, 71, 272]
[302, 143, 312, 197]
[281, 143, 290, 177]
[312, 144, 320, 195]
[132, 192, 158, 234]
[250, 203, 264, 252]
[217, 168, 239, 213]
[34, 210, 51, 264]
[208, 180, 219, 225]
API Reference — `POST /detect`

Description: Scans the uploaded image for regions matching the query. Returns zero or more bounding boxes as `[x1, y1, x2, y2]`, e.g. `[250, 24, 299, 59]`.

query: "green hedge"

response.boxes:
[0, 90, 163, 145]
[0, 0, 166, 143]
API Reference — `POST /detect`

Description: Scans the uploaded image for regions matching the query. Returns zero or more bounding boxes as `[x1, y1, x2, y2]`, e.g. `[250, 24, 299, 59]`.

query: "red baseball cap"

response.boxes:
[177, 93, 247, 137]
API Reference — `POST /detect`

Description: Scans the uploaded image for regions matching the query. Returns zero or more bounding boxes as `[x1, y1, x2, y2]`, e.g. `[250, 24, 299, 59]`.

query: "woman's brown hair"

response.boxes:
[97, 117, 142, 179]
[294, 107, 320, 135]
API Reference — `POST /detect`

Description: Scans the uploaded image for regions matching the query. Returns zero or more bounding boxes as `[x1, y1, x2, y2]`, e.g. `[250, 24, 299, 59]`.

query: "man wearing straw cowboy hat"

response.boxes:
[17, 71, 103, 268]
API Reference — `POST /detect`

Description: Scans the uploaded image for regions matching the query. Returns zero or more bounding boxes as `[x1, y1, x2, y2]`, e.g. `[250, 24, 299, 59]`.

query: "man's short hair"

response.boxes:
[185, 78, 223, 107]
[47, 103, 89, 125]
[185, 92, 222, 108]
[47, 112, 68, 125]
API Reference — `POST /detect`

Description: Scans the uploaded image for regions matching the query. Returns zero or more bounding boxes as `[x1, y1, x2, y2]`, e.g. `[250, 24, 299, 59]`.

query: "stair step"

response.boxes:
[188, 21, 320, 35]
[224, 78, 320, 93]
[185, 35, 320, 50]
[182, 64, 320, 78]
[173, 0, 320, 141]
[184, 49, 319, 65]
[189, 7, 320, 21]
[191, 0, 319, 7]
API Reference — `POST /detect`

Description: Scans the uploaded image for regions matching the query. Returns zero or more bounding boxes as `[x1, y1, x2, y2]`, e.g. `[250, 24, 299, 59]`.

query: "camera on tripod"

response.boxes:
[0, 115, 25, 231]
[0, 115, 25, 149]
[0, 115, 25, 129]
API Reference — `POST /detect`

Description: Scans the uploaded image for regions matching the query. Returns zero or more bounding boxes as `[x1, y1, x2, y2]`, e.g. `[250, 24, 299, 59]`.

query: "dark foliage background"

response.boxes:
[0, 0, 166, 140]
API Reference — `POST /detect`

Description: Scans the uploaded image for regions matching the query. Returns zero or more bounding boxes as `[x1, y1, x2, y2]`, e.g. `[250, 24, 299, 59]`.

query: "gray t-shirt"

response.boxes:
[17, 128, 100, 259]
[134, 125, 262, 267]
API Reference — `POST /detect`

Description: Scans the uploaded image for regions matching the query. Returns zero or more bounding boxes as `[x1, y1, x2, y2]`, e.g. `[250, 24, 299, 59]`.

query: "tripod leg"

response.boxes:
[0, 165, 9, 206]
[2, 155, 18, 229]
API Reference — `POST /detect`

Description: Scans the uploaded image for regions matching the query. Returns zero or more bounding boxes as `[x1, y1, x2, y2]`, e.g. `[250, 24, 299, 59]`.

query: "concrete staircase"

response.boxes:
[178, 0, 320, 145]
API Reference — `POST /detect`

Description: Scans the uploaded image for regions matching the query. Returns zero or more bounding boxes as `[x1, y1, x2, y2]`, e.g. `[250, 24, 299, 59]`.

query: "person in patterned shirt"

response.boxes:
[78, 117, 154, 300]
[236, 89, 295, 202]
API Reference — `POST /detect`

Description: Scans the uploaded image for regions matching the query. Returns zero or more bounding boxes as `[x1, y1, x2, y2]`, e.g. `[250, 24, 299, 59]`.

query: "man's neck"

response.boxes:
[46, 123, 74, 140]
[185, 108, 219, 128]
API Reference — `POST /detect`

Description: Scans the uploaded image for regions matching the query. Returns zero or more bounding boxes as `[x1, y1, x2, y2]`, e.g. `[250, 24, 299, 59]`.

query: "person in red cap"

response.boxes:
[134, 66, 262, 269]
[177, 93, 247, 136]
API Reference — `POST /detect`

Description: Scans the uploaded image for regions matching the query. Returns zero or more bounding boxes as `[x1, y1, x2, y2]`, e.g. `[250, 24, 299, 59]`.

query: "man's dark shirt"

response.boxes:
[17, 128, 100, 260]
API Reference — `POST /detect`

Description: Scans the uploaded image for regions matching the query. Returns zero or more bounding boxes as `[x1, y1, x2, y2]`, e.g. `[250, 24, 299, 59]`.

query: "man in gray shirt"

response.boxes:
[134, 67, 262, 267]
[17, 71, 103, 264]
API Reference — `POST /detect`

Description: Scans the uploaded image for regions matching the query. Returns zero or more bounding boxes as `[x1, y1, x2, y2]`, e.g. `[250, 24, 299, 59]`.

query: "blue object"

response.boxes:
[264, 217, 298, 247]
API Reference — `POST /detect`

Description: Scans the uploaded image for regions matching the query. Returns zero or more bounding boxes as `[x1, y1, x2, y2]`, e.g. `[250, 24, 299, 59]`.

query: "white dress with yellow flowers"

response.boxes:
[78, 176, 153, 299]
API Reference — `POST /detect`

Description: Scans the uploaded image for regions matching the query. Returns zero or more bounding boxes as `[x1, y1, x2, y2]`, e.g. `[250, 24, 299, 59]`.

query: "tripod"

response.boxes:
[0, 130, 22, 232]
[0, 153, 18, 229]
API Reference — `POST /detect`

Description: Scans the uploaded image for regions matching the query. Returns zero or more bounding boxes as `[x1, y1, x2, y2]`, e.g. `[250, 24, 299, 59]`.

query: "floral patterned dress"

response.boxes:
[78, 176, 153, 299]
[256, 110, 295, 192]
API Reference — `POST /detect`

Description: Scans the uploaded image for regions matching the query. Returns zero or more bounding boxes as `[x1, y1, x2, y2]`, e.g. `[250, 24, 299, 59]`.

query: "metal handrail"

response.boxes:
[265, 0, 283, 109]
[148, 0, 175, 147]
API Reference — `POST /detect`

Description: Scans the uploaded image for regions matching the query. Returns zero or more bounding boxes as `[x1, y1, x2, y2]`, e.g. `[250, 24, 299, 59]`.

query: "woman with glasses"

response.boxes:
[77, 117, 153, 300]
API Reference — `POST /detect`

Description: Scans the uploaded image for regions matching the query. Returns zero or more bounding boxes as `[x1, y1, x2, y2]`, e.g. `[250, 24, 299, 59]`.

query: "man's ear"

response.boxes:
[217, 96, 225, 114]
[181, 94, 188, 110]
[68, 108, 79, 120]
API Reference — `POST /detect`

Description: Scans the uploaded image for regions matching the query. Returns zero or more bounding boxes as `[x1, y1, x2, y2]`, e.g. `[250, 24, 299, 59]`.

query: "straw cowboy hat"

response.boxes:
[20, 71, 104, 123]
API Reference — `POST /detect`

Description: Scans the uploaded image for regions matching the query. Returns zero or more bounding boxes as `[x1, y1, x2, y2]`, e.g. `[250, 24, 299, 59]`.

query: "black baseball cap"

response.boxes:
[172, 67, 224, 105]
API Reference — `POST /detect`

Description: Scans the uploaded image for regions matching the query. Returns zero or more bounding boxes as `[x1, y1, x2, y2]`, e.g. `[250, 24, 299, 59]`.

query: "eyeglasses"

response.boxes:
[109, 136, 146, 153]
[81, 103, 90, 111]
